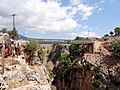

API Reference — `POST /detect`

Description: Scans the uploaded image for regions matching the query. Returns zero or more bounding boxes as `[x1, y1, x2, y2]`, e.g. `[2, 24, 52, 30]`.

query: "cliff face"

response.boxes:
[1, 36, 119, 90]
[0, 56, 51, 90]
[53, 70, 94, 90]
[0, 33, 12, 57]
[51, 38, 120, 90]
[46, 44, 69, 71]
[0, 34, 51, 90]
[48, 44, 69, 64]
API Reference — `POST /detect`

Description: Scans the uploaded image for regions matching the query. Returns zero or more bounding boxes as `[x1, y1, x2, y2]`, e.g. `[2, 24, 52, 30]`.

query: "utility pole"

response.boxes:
[2, 33, 5, 75]
[12, 14, 16, 30]
[11, 14, 18, 40]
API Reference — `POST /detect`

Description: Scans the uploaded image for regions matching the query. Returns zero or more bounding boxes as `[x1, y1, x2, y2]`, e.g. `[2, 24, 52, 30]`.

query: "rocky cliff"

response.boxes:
[0, 34, 51, 90]
[0, 56, 51, 90]
[50, 37, 120, 90]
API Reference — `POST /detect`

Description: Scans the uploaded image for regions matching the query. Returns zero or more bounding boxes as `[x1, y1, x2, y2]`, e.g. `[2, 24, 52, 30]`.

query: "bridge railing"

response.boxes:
[36, 39, 94, 44]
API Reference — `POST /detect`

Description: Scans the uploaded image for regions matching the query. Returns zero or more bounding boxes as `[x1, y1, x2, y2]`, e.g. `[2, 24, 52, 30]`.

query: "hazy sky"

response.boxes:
[0, 0, 120, 39]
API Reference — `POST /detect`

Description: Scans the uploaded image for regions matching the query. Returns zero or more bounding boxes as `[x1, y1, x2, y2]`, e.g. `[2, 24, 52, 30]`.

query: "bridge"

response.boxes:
[36, 39, 93, 44]
[36, 39, 94, 53]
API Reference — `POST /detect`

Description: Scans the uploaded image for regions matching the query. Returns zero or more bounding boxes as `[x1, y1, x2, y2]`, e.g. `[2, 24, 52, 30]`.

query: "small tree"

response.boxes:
[8, 28, 19, 39]
[25, 39, 39, 64]
[69, 36, 86, 61]
[114, 27, 120, 35]
[110, 31, 114, 36]
[13, 28, 19, 39]
[104, 34, 109, 37]
[37, 46, 44, 63]
[75, 36, 84, 40]
[2, 28, 7, 33]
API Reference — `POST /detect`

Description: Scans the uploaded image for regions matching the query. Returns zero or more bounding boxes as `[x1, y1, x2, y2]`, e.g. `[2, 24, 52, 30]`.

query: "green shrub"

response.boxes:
[26, 39, 39, 56]
[2, 28, 7, 33]
[8, 28, 19, 39]
[112, 39, 120, 58]
[37, 46, 44, 63]
[112, 39, 120, 52]
[94, 79, 102, 88]
[25, 39, 41, 64]
[69, 36, 86, 61]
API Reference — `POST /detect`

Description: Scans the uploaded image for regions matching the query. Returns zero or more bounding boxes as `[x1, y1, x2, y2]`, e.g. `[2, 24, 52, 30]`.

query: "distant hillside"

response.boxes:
[17, 34, 28, 40]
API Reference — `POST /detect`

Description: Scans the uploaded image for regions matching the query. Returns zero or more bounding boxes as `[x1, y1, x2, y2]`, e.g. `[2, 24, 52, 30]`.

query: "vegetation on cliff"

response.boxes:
[114, 27, 120, 35]
[52, 53, 106, 90]
[69, 37, 85, 61]
[51, 36, 120, 90]
[8, 28, 19, 39]
[104, 27, 120, 37]
[25, 39, 44, 65]
[112, 39, 120, 58]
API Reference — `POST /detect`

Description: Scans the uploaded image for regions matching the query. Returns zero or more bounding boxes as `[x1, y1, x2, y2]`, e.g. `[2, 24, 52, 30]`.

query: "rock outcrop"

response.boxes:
[51, 37, 120, 90]
[0, 56, 51, 90]
[48, 44, 69, 64]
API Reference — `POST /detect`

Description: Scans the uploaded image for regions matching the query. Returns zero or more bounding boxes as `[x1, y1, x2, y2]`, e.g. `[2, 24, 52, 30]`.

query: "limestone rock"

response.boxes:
[0, 80, 8, 90]
[0, 62, 51, 89]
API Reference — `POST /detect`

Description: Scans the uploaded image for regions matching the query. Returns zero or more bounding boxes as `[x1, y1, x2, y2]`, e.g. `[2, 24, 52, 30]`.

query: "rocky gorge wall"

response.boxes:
[49, 43, 120, 90]
[0, 56, 51, 90]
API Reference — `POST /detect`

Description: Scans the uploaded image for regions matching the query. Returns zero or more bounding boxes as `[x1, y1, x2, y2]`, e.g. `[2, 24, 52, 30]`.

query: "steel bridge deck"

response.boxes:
[36, 39, 93, 44]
